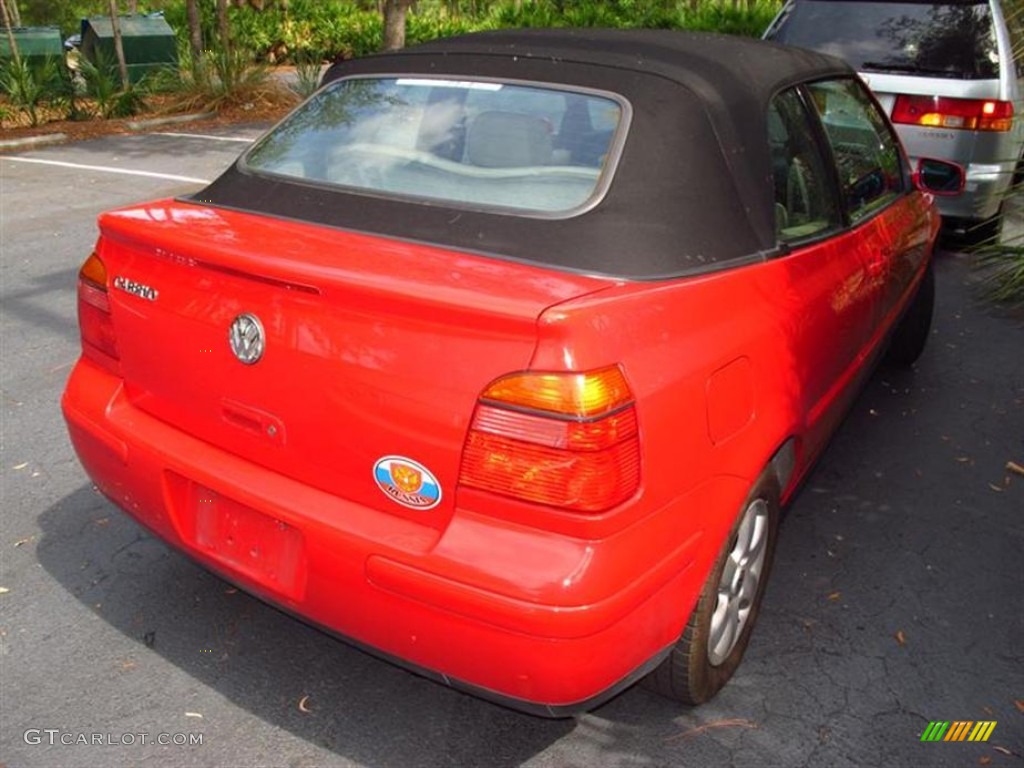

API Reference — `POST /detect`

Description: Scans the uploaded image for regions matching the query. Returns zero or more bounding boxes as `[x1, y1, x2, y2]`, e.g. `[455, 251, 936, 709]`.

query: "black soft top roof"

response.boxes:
[195, 30, 854, 280]
[406, 27, 849, 98]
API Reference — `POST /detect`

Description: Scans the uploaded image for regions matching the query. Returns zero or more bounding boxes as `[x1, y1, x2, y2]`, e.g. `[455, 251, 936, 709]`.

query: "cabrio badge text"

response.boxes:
[112, 276, 158, 301]
[228, 313, 265, 365]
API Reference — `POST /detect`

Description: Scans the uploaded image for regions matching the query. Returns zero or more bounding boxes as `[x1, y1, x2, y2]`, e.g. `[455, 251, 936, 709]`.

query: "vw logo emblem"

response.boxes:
[228, 313, 265, 365]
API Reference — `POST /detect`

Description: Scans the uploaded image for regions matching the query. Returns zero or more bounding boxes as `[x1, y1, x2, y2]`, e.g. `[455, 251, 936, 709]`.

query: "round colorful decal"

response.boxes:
[372, 456, 442, 510]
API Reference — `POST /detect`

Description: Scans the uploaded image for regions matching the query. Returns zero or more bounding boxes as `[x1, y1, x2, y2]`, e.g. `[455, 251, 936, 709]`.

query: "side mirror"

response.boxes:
[914, 158, 965, 196]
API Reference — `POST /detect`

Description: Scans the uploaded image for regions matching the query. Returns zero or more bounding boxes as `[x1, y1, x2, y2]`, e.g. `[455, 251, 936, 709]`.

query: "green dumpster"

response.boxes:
[80, 15, 178, 84]
[0, 27, 64, 72]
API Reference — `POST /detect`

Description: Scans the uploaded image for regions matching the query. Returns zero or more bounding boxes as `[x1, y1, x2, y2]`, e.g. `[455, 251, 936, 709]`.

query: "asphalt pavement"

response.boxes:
[1, 129, 1022, 768]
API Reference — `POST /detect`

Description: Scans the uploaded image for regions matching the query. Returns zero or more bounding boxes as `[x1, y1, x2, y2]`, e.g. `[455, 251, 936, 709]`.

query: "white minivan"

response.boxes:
[765, 0, 1023, 242]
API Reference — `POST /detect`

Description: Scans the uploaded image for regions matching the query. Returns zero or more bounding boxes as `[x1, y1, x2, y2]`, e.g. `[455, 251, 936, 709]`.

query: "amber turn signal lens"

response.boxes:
[481, 365, 633, 418]
[79, 251, 108, 290]
[76, 250, 119, 373]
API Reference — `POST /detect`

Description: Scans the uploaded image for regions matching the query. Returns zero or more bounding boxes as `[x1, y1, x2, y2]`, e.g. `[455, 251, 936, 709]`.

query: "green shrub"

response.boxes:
[678, 2, 780, 36]
[214, 0, 780, 65]
[292, 50, 323, 98]
[0, 56, 62, 126]
[220, 1, 383, 61]
[974, 176, 1024, 308]
[77, 51, 149, 118]
[975, 244, 1024, 307]
[150, 45, 296, 113]
[487, 0, 778, 35]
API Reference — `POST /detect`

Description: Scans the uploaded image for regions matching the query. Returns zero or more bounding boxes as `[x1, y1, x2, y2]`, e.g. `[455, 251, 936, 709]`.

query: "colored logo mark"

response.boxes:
[921, 721, 997, 742]
[373, 456, 441, 510]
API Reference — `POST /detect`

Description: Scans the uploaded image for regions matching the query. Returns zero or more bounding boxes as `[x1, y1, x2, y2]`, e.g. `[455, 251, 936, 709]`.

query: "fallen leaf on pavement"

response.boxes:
[0, 587, 9, 595]
[185, 712, 203, 719]
[1015, 699, 1024, 714]
[1006, 461, 1024, 477]
[993, 746, 1015, 757]
[955, 456, 972, 463]
[979, 756, 991, 765]
[988, 483, 1004, 493]
[895, 630, 906, 646]
[13, 537, 33, 547]
[298, 695, 312, 713]
[667, 719, 758, 742]
[12, 463, 28, 470]
[827, 591, 842, 601]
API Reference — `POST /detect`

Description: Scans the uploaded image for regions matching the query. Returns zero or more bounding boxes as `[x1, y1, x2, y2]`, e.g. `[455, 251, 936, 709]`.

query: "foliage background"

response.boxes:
[17, 0, 781, 61]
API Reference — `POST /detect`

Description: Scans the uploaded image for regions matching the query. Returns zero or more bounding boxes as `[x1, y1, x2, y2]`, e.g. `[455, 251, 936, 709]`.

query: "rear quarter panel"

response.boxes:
[515, 191, 936, 569]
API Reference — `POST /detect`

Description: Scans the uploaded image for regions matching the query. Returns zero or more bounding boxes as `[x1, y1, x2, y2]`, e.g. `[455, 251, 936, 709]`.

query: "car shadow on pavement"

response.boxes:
[35, 484, 580, 767]
[35, 483, 779, 765]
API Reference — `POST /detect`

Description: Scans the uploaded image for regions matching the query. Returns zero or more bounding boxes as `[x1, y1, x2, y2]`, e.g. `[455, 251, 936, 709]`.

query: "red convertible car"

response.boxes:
[63, 29, 962, 715]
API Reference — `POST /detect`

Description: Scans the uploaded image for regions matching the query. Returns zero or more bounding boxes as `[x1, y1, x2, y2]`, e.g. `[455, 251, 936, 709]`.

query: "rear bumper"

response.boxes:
[62, 358, 726, 714]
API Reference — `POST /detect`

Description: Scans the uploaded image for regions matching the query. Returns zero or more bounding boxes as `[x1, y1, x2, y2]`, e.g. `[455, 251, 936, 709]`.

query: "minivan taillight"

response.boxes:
[459, 366, 640, 513]
[892, 96, 1014, 132]
[77, 251, 120, 374]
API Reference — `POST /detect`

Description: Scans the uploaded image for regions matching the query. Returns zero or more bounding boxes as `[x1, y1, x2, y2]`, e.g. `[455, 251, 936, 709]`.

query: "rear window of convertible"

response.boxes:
[243, 77, 629, 216]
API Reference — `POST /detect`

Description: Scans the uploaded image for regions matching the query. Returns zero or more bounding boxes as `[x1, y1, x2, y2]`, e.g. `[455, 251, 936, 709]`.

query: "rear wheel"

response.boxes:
[885, 264, 934, 367]
[645, 472, 780, 705]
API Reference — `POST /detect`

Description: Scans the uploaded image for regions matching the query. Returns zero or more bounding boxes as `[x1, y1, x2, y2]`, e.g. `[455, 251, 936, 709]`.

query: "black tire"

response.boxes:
[645, 471, 780, 705]
[885, 264, 935, 368]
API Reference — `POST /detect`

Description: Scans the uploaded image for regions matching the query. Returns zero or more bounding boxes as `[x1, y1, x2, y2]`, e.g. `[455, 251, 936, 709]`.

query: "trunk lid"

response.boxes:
[97, 200, 614, 532]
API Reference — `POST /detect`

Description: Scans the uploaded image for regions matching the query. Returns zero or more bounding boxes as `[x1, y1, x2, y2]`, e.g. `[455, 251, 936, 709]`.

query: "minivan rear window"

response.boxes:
[243, 77, 627, 216]
[769, 1, 999, 80]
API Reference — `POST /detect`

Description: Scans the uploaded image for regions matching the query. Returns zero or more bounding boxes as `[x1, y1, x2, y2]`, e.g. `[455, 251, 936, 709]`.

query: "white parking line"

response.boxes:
[0, 156, 211, 184]
[153, 132, 256, 143]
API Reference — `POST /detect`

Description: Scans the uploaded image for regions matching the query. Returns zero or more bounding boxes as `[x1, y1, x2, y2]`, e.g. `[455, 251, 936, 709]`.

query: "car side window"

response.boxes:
[806, 79, 907, 224]
[768, 89, 840, 243]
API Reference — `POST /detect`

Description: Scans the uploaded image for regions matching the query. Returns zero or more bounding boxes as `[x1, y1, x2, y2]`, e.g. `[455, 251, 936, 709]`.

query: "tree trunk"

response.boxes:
[7, 0, 19, 28]
[382, 0, 412, 51]
[217, 0, 231, 52]
[186, 0, 203, 70]
[128, 0, 138, 12]
[109, 0, 130, 89]
[0, 0, 21, 66]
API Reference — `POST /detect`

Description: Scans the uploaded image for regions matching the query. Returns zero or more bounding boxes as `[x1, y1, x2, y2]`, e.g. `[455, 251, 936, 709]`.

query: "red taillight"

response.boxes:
[892, 95, 1014, 132]
[77, 251, 120, 373]
[459, 366, 641, 513]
